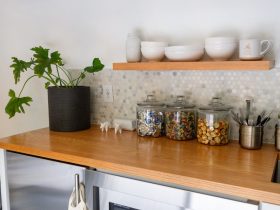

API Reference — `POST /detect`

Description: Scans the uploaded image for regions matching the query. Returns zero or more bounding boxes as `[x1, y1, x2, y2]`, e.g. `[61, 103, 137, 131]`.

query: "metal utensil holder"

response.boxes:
[239, 125, 263, 150]
[275, 125, 280, 151]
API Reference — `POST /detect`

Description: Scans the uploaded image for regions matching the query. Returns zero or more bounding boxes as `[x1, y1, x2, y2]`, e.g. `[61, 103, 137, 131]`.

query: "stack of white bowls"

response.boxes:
[205, 37, 237, 61]
[141, 41, 168, 61]
[165, 44, 204, 61]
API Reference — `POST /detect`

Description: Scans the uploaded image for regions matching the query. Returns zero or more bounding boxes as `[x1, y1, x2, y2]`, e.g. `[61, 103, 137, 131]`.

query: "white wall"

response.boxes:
[1, 0, 280, 138]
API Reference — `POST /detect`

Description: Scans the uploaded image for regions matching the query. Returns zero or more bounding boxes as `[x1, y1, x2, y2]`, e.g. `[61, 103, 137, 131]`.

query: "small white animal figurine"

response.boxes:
[114, 123, 122, 134]
[100, 121, 110, 132]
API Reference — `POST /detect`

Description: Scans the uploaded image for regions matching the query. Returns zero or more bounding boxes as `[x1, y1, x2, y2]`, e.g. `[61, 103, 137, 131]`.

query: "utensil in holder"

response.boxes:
[275, 125, 280, 151]
[239, 125, 263, 150]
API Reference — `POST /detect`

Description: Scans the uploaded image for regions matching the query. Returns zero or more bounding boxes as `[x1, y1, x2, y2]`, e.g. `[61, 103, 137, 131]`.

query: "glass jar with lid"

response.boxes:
[165, 96, 196, 140]
[136, 95, 165, 137]
[197, 97, 231, 145]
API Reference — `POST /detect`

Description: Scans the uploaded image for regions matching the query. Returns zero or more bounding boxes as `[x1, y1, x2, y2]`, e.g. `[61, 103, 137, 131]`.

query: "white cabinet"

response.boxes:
[261, 203, 280, 210]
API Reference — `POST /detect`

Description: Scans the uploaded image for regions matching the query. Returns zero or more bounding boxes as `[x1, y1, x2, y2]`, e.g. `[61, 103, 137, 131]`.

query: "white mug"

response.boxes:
[239, 39, 272, 60]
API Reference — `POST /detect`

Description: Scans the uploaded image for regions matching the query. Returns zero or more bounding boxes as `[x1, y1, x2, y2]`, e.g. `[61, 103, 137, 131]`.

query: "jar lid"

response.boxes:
[137, 95, 164, 107]
[199, 97, 231, 111]
[166, 95, 195, 109]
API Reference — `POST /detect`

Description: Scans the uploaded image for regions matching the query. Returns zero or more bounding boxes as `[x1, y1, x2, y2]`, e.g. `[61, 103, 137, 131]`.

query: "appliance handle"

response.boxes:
[75, 174, 80, 205]
[85, 170, 100, 210]
[92, 186, 100, 210]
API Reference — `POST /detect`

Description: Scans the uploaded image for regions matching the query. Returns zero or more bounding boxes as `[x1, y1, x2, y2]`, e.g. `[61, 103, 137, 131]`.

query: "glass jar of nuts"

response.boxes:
[165, 96, 196, 141]
[137, 95, 165, 137]
[197, 97, 231, 146]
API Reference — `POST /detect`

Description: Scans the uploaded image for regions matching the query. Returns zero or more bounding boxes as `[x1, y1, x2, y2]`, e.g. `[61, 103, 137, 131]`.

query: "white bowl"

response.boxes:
[165, 45, 204, 61]
[141, 46, 165, 61]
[141, 41, 168, 48]
[205, 42, 237, 61]
[205, 37, 237, 45]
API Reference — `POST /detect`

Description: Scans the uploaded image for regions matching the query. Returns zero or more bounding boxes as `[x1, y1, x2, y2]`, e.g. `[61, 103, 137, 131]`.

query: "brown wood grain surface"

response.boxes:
[113, 60, 274, 70]
[0, 126, 280, 204]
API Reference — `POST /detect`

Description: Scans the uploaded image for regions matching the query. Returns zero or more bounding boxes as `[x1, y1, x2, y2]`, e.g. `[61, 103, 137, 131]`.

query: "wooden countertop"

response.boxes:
[0, 126, 280, 205]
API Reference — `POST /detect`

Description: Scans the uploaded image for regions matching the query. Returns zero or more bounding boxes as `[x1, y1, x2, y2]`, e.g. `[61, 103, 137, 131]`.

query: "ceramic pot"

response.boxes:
[48, 86, 90, 132]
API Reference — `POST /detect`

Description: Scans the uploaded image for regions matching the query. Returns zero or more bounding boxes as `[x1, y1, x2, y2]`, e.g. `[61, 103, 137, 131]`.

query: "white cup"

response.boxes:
[239, 39, 272, 60]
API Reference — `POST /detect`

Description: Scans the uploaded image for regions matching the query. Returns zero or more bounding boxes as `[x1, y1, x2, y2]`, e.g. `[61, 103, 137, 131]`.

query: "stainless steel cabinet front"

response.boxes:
[7, 152, 85, 210]
[85, 170, 259, 210]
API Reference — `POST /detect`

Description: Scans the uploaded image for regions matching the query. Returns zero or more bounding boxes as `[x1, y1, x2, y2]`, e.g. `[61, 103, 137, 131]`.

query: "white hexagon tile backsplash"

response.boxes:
[75, 67, 280, 143]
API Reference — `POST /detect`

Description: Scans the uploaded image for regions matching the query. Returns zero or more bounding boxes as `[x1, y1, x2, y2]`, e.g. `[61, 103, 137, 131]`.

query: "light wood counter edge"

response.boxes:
[0, 142, 280, 205]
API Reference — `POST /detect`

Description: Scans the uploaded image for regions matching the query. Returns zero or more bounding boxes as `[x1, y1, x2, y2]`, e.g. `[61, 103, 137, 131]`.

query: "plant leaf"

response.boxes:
[55, 78, 60, 83]
[84, 66, 93, 73]
[84, 58, 104, 73]
[45, 82, 50, 89]
[31, 46, 49, 61]
[31, 46, 51, 75]
[8, 89, 16, 98]
[5, 90, 32, 118]
[10, 57, 32, 84]
[31, 46, 65, 76]
[80, 72, 86, 79]
[34, 64, 46, 77]
[50, 51, 63, 66]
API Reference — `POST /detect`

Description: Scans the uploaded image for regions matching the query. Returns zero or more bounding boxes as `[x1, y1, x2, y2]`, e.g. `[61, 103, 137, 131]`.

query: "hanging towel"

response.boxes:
[68, 183, 88, 210]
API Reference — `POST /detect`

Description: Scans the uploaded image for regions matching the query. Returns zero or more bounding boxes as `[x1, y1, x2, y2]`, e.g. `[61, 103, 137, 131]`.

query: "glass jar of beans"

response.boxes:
[165, 96, 196, 141]
[197, 97, 231, 146]
[136, 95, 165, 137]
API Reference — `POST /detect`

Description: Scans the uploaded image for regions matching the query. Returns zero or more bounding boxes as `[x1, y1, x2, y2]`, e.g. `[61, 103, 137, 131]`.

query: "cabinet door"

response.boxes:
[7, 152, 85, 210]
[261, 203, 280, 210]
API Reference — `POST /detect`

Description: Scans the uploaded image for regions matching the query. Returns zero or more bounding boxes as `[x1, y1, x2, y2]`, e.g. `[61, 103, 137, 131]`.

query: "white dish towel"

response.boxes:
[68, 183, 88, 210]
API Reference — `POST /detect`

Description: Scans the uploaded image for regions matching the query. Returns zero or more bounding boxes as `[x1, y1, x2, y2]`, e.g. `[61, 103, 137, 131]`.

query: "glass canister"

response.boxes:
[197, 97, 231, 145]
[165, 96, 196, 140]
[136, 95, 165, 137]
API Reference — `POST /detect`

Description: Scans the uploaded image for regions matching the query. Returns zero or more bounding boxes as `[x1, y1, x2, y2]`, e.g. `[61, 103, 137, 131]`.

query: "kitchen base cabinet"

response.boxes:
[0, 153, 261, 210]
[0, 149, 10, 210]
[261, 203, 280, 210]
[85, 170, 259, 210]
[1, 151, 85, 210]
[0, 148, 280, 210]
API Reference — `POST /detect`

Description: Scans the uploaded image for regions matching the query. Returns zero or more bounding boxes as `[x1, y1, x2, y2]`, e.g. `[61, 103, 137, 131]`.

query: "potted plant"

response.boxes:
[5, 46, 104, 131]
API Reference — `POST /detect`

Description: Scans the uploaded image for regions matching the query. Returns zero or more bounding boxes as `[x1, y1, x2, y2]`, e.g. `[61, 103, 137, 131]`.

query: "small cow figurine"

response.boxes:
[114, 123, 122, 134]
[100, 121, 110, 133]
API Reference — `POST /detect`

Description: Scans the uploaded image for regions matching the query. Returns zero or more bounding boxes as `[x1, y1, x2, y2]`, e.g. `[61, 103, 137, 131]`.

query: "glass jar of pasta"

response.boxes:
[136, 95, 165, 137]
[165, 96, 196, 140]
[197, 97, 231, 146]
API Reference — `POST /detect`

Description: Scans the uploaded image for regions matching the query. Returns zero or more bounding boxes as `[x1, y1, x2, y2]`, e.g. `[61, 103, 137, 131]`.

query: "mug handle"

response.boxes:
[260, 40, 272, 56]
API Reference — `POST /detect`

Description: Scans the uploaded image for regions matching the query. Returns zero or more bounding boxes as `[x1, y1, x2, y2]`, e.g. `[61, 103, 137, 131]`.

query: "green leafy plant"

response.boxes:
[5, 46, 104, 118]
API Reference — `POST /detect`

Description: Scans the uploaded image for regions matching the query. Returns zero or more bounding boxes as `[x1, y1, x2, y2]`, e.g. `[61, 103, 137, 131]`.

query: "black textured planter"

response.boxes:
[48, 86, 90, 132]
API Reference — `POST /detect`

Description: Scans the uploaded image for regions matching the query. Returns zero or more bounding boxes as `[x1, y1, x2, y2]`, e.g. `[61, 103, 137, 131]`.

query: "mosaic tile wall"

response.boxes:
[79, 68, 280, 143]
